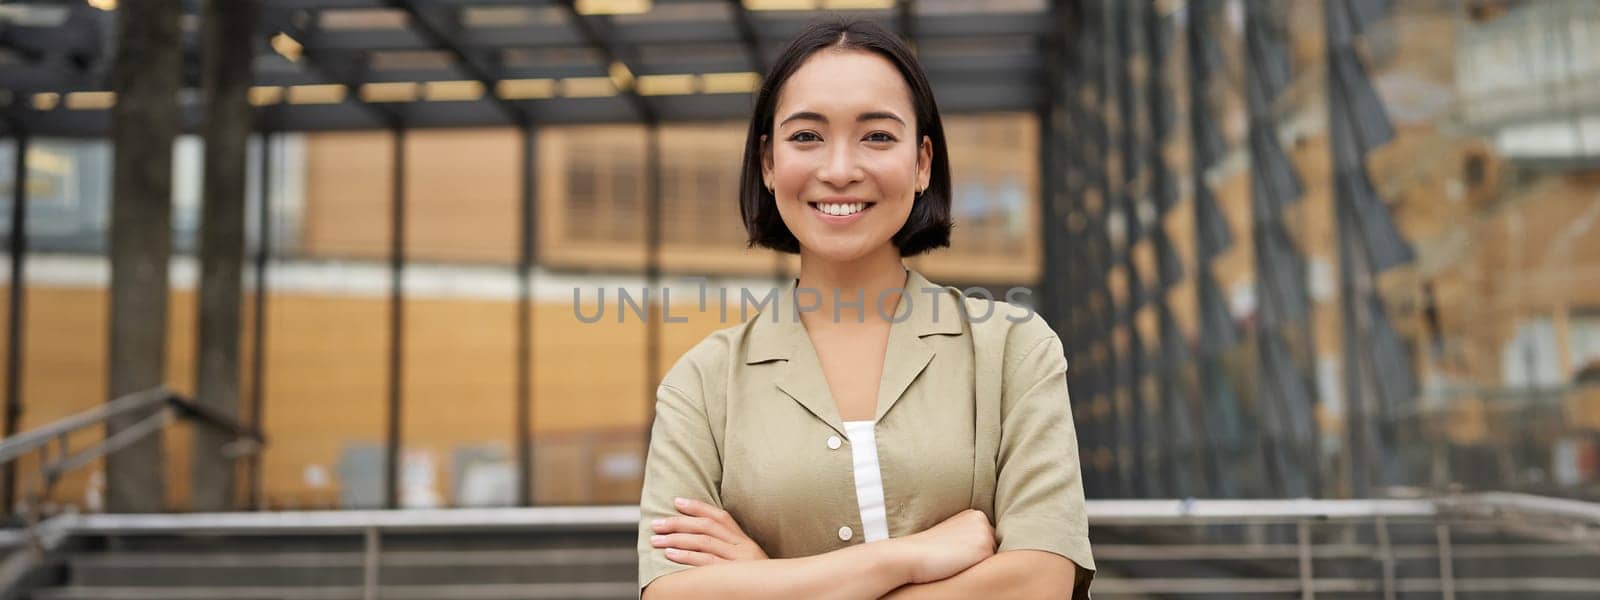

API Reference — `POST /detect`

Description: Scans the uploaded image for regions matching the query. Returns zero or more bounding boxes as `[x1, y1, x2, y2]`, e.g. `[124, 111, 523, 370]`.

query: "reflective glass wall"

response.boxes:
[0, 112, 1040, 510]
[1051, 0, 1600, 500]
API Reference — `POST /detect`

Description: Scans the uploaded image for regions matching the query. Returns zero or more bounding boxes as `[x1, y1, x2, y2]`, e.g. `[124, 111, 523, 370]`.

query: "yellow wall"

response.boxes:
[2, 283, 732, 511]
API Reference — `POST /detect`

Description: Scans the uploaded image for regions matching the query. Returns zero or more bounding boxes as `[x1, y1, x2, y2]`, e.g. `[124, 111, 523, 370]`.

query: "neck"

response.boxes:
[793, 244, 908, 326]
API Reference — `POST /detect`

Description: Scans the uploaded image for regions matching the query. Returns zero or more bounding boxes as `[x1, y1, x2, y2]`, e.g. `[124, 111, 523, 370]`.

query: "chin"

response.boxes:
[801, 237, 885, 262]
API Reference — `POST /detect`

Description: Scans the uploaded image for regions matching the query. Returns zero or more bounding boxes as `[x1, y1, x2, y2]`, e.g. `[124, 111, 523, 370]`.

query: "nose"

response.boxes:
[816, 141, 863, 188]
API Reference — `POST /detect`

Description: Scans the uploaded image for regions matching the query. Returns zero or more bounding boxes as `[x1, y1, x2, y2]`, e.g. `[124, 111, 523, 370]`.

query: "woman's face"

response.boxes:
[761, 48, 932, 262]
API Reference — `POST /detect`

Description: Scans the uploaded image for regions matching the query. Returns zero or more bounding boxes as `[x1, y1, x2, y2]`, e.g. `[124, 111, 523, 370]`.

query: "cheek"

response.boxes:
[864, 158, 915, 192]
[770, 152, 815, 191]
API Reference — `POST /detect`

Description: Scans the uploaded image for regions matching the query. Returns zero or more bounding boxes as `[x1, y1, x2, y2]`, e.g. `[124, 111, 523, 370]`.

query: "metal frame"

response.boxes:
[1243, 0, 1318, 498]
[1325, 0, 1417, 498]
[390, 0, 532, 127]
[557, 0, 658, 124]
[246, 132, 274, 511]
[3, 0, 1056, 134]
[0, 0, 1440, 513]
[514, 124, 537, 507]
[0, 0, 1065, 513]
[19, 494, 1600, 598]
[1185, 0, 1242, 500]
[1042, 0, 1426, 502]
[2, 132, 28, 514]
[642, 124, 661, 446]
[384, 125, 406, 510]
[1055, 0, 1125, 498]
[1142, 1, 1199, 499]
[0, 386, 265, 593]
[727, 0, 768, 76]
[1111, 0, 1154, 498]
[0, 387, 263, 523]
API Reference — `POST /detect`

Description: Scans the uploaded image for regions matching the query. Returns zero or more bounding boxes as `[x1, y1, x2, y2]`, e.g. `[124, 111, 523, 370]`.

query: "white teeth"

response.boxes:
[816, 202, 866, 216]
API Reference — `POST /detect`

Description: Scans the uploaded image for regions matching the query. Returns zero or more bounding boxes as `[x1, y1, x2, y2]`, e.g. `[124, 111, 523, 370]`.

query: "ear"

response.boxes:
[916, 134, 933, 195]
[760, 134, 775, 192]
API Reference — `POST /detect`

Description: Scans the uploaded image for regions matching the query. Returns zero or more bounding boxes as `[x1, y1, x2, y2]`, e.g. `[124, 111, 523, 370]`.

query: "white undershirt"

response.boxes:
[841, 420, 891, 542]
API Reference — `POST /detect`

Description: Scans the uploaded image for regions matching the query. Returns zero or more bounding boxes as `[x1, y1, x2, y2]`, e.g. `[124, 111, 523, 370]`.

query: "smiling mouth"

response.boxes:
[808, 201, 875, 217]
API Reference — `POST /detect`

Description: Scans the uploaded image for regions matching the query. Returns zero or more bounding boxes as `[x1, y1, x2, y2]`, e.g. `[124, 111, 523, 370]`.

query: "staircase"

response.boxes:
[8, 495, 1600, 599]
[8, 508, 639, 600]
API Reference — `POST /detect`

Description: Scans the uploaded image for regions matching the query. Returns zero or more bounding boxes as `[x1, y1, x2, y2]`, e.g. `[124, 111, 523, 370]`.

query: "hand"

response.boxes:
[650, 497, 769, 566]
[889, 508, 995, 584]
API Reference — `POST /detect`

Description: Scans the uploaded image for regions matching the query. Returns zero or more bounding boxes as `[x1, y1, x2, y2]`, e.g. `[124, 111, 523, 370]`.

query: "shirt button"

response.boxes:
[838, 526, 853, 541]
[827, 435, 842, 450]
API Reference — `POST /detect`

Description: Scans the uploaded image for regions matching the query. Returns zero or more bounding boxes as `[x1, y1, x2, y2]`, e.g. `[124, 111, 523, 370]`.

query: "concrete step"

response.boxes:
[64, 548, 635, 587]
[32, 582, 636, 600]
[86, 531, 635, 554]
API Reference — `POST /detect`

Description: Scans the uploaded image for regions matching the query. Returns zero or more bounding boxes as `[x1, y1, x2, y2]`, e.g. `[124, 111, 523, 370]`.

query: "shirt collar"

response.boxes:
[743, 266, 964, 365]
[743, 266, 966, 432]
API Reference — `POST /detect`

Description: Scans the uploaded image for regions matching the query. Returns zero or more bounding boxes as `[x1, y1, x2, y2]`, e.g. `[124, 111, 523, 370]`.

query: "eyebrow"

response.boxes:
[778, 110, 907, 128]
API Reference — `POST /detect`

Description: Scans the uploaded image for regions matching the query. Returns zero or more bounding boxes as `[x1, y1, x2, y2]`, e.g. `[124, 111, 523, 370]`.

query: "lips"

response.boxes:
[812, 202, 876, 224]
[809, 201, 872, 216]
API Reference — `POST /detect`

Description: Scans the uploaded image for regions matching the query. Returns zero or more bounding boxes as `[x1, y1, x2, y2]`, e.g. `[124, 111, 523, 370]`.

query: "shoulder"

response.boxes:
[658, 321, 749, 399]
[962, 296, 1064, 377]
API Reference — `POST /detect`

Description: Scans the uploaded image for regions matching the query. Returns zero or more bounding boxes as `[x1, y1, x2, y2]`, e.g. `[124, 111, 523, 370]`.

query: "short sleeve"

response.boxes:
[992, 331, 1096, 599]
[636, 374, 724, 596]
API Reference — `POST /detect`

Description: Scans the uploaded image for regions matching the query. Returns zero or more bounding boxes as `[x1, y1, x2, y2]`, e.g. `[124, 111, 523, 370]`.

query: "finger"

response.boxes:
[652, 533, 734, 559]
[673, 498, 743, 539]
[652, 516, 713, 535]
[673, 497, 730, 524]
[654, 516, 736, 545]
[663, 547, 725, 567]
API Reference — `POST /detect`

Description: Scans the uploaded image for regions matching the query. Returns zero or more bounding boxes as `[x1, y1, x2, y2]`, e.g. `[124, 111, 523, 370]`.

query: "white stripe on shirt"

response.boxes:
[842, 420, 891, 542]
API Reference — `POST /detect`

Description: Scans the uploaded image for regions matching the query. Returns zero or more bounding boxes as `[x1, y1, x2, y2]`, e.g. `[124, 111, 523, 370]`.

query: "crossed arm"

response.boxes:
[879, 551, 1076, 599]
[642, 322, 1090, 599]
[641, 498, 1077, 600]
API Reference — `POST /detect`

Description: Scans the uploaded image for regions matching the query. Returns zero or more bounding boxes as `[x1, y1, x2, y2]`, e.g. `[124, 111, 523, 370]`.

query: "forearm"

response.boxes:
[878, 551, 1075, 600]
[643, 540, 914, 600]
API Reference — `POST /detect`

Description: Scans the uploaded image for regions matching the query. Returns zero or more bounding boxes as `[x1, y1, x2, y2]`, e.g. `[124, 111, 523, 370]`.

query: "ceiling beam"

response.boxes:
[897, 0, 915, 50]
[554, 0, 657, 124]
[387, 0, 530, 127]
[726, 0, 767, 76]
[260, 8, 406, 128]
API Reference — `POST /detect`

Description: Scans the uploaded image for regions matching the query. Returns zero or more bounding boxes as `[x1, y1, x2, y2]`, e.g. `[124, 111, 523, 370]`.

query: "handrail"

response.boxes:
[0, 388, 170, 465]
[168, 396, 265, 447]
[1084, 497, 1439, 525]
[0, 387, 265, 468]
[0, 388, 268, 595]
[1437, 491, 1600, 525]
[57, 505, 642, 535]
[28, 493, 1591, 535]
[7, 495, 1599, 600]
[0, 386, 265, 519]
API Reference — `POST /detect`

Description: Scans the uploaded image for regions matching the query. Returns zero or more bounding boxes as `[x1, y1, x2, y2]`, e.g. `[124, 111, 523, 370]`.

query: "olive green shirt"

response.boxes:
[638, 268, 1096, 598]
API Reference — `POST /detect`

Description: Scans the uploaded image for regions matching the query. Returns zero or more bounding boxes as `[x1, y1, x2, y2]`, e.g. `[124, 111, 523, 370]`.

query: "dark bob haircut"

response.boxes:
[739, 18, 953, 256]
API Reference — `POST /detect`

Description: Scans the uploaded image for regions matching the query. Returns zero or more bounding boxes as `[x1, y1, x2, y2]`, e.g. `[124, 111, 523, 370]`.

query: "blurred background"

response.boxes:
[0, 0, 1598, 597]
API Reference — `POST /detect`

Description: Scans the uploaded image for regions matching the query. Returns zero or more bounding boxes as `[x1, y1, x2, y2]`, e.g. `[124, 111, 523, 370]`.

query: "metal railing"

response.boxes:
[1088, 494, 1600, 598]
[0, 387, 264, 516]
[0, 387, 264, 593]
[33, 506, 639, 600]
[8, 494, 1597, 599]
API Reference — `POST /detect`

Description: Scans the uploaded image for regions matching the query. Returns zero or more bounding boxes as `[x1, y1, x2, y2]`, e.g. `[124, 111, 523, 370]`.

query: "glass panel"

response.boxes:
[909, 112, 1039, 285]
[1361, 0, 1600, 494]
[262, 131, 394, 510]
[400, 128, 519, 508]
[9, 137, 112, 508]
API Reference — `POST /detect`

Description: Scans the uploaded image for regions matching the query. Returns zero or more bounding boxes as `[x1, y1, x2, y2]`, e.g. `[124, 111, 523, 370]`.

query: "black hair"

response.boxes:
[738, 17, 953, 256]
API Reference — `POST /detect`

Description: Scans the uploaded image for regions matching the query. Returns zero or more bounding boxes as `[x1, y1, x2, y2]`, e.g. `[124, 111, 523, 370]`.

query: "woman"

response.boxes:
[637, 18, 1094, 599]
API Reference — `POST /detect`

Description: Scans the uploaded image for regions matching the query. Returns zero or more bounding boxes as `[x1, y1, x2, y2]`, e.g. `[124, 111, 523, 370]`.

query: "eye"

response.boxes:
[788, 131, 822, 143]
[864, 131, 897, 143]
